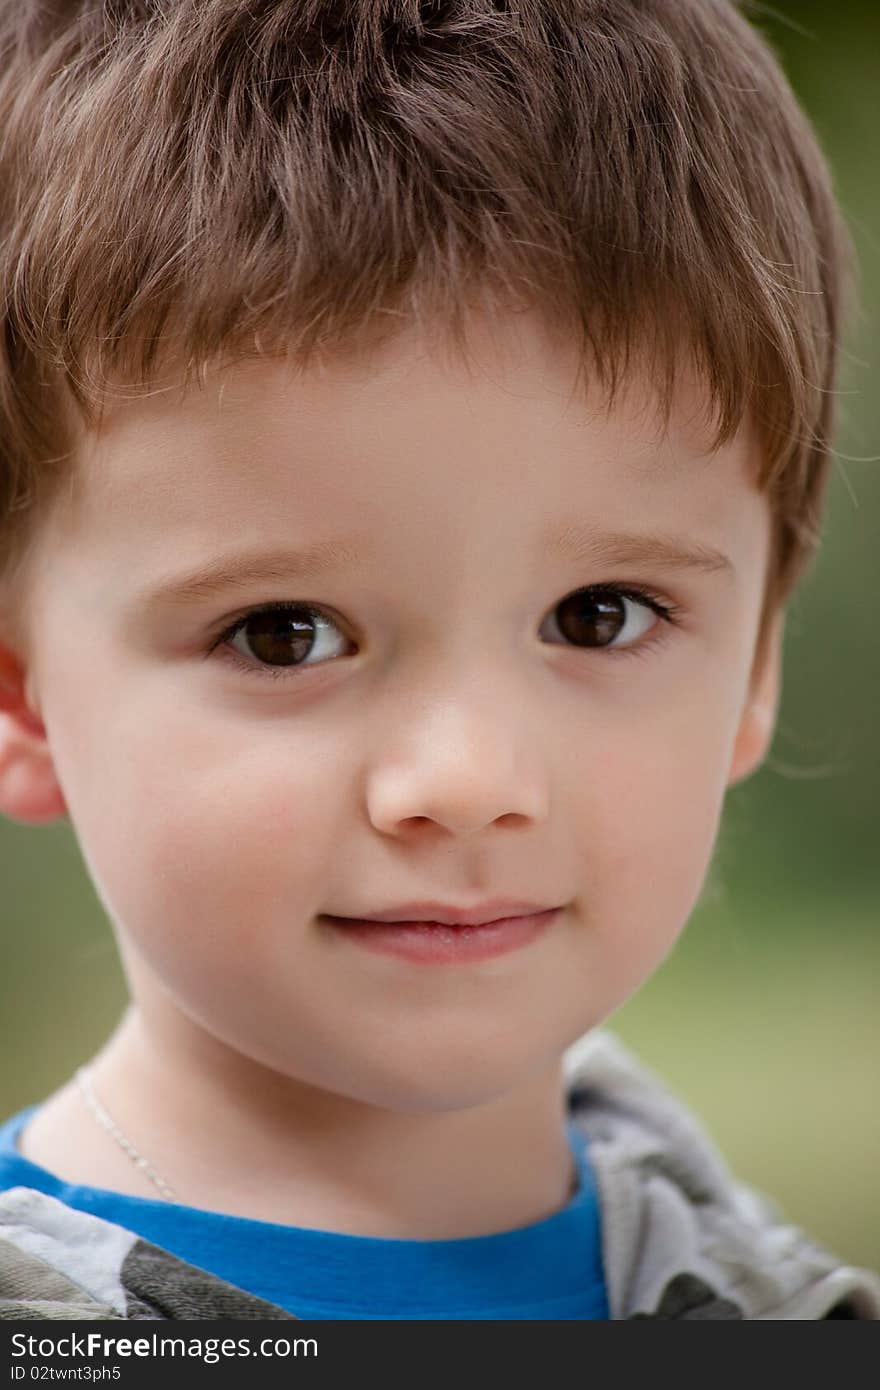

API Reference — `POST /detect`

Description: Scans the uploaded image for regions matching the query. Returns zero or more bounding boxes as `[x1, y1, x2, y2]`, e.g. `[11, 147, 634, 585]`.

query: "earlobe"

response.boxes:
[0, 647, 67, 824]
[727, 611, 785, 788]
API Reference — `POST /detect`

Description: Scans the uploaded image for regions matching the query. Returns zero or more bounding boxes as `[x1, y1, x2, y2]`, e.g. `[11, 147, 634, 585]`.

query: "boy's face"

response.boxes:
[0, 309, 780, 1112]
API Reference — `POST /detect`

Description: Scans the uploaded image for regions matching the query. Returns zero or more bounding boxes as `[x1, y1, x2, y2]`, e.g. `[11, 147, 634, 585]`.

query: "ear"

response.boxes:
[727, 609, 785, 787]
[0, 643, 67, 823]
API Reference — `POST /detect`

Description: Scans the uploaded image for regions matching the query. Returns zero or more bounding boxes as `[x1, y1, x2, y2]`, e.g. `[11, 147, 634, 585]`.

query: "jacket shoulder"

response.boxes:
[0, 1186, 296, 1320]
[564, 1031, 880, 1320]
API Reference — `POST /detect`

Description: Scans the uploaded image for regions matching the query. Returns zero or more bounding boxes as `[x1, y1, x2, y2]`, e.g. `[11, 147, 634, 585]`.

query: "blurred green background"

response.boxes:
[2, 1, 878, 1274]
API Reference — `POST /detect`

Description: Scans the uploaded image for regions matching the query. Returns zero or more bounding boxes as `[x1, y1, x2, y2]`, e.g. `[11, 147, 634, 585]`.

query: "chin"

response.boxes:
[338, 1060, 523, 1117]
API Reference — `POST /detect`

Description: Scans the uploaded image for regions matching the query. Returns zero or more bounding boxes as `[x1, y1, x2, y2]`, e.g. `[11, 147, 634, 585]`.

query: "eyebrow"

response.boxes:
[140, 524, 733, 608]
[546, 523, 734, 577]
[140, 537, 372, 607]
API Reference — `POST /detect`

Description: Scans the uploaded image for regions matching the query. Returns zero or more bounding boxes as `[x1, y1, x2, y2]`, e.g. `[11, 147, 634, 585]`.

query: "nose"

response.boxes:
[364, 682, 550, 838]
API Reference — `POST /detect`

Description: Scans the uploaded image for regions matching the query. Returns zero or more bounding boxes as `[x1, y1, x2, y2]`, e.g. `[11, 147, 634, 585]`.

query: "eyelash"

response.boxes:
[206, 584, 684, 683]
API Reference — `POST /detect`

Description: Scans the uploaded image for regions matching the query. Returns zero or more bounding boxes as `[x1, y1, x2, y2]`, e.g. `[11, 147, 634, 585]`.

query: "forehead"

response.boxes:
[55, 307, 765, 562]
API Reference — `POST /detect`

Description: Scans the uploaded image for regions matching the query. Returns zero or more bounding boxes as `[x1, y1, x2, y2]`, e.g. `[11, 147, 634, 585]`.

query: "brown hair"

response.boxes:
[0, 0, 854, 675]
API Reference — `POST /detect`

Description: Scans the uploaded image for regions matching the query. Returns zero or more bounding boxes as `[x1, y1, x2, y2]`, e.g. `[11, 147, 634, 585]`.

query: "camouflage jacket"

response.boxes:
[1, 1032, 878, 1320]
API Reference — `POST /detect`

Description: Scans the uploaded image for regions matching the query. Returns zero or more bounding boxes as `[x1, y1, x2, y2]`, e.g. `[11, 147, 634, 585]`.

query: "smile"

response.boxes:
[319, 908, 561, 965]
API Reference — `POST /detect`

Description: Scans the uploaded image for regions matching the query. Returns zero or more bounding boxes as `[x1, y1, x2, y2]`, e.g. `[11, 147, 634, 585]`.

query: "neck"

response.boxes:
[85, 1004, 577, 1239]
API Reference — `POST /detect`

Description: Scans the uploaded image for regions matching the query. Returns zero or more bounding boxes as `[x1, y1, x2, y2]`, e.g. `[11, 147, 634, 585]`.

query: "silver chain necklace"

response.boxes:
[74, 1066, 178, 1203]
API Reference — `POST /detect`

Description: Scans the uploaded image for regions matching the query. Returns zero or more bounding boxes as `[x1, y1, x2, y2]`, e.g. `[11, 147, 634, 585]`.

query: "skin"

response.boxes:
[0, 307, 782, 1238]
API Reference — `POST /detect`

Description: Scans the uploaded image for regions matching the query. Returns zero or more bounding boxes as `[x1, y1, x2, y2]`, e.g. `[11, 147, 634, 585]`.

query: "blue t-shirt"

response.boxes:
[0, 1105, 608, 1319]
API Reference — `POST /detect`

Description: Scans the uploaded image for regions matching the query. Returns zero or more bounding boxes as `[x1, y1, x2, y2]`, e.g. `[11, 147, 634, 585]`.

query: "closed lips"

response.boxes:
[323, 901, 561, 927]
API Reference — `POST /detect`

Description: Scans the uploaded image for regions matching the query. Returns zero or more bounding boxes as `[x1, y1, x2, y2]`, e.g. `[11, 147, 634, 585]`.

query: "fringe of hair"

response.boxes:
[0, 1, 856, 660]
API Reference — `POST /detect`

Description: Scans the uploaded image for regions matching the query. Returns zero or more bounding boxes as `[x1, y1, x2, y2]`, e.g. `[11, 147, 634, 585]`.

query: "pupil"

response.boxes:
[557, 590, 624, 646]
[245, 609, 315, 666]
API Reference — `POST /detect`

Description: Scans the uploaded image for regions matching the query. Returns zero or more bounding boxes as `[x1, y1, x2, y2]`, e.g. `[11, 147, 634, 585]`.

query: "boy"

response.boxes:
[0, 0, 877, 1321]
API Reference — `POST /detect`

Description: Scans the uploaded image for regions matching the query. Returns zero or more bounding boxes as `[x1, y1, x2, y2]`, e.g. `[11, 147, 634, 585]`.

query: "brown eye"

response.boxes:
[558, 590, 625, 646]
[226, 605, 350, 670]
[542, 588, 659, 651]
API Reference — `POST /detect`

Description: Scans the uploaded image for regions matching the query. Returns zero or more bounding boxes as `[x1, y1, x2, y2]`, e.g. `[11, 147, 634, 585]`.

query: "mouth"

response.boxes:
[318, 906, 562, 966]
[324, 899, 561, 928]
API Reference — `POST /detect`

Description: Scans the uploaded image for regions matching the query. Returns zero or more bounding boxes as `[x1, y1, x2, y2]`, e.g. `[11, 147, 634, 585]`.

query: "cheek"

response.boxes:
[567, 695, 736, 989]
[70, 708, 344, 971]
